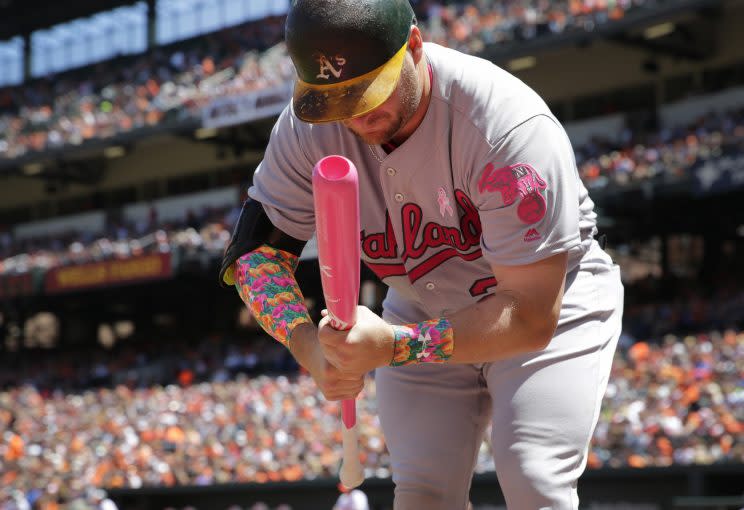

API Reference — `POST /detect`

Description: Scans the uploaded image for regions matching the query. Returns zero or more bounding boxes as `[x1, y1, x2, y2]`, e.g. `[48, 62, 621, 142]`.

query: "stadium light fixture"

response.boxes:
[195, 127, 218, 140]
[507, 56, 537, 72]
[643, 22, 675, 40]
[22, 163, 43, 176]
[104, 146, 126, 159]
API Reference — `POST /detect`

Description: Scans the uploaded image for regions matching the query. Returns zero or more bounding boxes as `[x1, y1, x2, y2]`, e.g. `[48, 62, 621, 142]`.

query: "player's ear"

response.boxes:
[408, 25, 424, 64]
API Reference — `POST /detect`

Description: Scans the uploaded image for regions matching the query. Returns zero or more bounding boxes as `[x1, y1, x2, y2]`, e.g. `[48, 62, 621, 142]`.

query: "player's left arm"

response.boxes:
[444, 251, 567, 363]
[319, 114, 582, 373]
[319, 253, 566, 371]
[446, 113, 581, 363]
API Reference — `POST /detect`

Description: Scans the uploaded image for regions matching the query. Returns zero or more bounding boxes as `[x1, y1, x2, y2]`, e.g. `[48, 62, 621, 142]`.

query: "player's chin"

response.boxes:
[344, 124, 394, 145]
[363, 134, 392, 145]
[348, 129, 388, 145]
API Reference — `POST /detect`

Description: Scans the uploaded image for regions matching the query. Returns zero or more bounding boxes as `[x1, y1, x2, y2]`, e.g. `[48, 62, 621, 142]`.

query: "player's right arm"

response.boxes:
[219, 105, 363, 401]
[219, 200, 363, 401]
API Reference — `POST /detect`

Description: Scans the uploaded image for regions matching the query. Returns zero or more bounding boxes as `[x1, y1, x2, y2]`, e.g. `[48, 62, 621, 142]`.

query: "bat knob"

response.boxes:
[339, 460, 365, 489]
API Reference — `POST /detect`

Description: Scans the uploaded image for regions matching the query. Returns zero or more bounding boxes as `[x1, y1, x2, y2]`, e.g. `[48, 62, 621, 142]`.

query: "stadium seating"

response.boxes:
[0, 327, 741, 506]
[1, 102, 742, 278]
[0, 0, 661, 161]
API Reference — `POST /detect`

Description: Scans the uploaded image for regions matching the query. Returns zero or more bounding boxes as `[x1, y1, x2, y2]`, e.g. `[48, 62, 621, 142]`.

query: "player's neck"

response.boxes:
[391, 56, 432, 146]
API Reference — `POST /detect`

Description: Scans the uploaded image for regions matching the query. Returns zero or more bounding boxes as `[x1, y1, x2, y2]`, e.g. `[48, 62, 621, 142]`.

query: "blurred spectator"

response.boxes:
[89, 489, 118, 510]
[334, 487, 370, 510]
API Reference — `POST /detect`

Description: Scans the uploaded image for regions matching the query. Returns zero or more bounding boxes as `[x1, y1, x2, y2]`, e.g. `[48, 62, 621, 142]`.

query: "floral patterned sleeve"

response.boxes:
[391, 317, 454, 366]
[234, 245, 312, 349]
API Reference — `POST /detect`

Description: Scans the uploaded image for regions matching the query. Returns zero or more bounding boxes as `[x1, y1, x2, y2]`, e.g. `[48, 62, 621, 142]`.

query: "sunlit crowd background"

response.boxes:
[0, 0, 742, 509]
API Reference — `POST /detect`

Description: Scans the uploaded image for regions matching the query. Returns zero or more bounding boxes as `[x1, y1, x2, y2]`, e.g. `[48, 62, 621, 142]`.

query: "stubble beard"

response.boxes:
[348, 113, 406, 146]
[346, 63, 421, 146]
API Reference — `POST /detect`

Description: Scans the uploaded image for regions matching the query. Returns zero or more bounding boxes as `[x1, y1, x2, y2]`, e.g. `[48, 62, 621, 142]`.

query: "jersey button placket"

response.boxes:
[425, 282, 436, 291]
[386, 167, 397, 176]
[394, 193, 404, 202]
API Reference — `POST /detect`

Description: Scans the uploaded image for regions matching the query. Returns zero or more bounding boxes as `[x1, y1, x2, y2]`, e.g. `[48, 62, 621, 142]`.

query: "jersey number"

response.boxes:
[469, 276, 498, 297]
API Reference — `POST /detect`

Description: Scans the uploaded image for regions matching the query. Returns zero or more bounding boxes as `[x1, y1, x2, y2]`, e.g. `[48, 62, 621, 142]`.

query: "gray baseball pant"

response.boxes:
[376, 262, 623, 509]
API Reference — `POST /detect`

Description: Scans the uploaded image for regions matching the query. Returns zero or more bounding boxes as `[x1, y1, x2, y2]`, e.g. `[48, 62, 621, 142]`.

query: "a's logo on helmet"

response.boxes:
[316, 54, 346, 80]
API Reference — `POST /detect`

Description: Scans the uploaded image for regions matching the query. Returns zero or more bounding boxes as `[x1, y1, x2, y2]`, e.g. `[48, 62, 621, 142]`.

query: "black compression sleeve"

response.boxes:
[219, 199, 306, 287]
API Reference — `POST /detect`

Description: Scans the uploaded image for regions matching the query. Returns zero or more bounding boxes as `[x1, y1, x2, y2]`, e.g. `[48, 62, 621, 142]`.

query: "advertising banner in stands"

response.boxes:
[694, 147, 744, 195]
[45, 253, 172, 294]
[202, 82, 293, 129]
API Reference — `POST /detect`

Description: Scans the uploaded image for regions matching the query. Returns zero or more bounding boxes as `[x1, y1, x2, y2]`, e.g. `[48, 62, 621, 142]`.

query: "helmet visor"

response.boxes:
[292, 40, 408, 124]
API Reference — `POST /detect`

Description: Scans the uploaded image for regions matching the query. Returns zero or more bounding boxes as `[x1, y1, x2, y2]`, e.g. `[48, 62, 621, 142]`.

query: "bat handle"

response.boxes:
[342, 398, 356, 428]
[340, 411, 364, 489]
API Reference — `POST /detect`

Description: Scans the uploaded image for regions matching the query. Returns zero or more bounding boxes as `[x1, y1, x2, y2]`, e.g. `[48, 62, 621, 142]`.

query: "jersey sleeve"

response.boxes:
[468, 114, 582, 266]
[247, 106, 317, 241]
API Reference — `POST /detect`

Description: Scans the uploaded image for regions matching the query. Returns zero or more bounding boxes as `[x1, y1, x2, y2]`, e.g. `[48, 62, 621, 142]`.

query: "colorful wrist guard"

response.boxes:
[235, 245, 312, 349]
[390, 317, 454, 366]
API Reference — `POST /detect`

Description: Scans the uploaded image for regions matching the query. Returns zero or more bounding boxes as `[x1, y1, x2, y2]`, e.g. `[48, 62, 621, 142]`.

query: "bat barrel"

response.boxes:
[312, 155, 360, 330]
[315, 154, 355, 181]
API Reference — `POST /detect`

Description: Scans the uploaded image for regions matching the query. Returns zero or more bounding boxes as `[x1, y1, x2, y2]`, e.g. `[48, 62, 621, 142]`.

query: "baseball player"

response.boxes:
[219, 0, 624, 508]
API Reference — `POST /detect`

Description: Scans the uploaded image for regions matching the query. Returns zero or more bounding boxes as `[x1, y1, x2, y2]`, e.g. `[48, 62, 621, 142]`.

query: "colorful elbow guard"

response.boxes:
[390, 317, 454, 366]
[234, 245, 312, 349]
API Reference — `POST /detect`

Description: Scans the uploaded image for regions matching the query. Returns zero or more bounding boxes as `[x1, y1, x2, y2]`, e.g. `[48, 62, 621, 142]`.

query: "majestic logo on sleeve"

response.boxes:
[361, 190, 482, 283]
[316, 54, 346, 80]
[478, 162, 547, 224]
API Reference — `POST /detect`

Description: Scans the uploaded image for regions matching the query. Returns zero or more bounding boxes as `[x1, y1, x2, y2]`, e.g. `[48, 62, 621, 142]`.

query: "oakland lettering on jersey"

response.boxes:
[361, 213, 398, 260]
[401, 190, 481, 261]
[361, 189, 483, 282]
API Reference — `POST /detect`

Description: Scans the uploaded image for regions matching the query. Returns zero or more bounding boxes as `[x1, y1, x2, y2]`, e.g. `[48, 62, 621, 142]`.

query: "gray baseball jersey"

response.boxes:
[249, 42, 622, 509]
[251, 43, 596, 324]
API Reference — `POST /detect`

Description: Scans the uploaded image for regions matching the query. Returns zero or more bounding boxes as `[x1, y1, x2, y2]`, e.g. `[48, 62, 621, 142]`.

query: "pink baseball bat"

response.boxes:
[312, 155, 364, 489]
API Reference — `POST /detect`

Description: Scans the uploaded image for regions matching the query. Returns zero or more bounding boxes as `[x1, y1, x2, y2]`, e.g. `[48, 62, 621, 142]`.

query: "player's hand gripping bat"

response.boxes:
[312, 155, 365, 489]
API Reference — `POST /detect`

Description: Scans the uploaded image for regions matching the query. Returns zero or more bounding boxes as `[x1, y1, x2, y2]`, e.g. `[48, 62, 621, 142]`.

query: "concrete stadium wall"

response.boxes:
[0, 135, 262, 211]
[109, 465, 744, 510]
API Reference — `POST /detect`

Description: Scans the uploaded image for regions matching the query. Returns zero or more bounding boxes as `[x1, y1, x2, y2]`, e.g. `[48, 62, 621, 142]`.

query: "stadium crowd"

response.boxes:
[0, 2, 742, 509]
[0, 325, 741, 508]
[0, 16, 291, 160]
[0, 203, 237, 277]
[576, 106, 744, 188]
[413, 0, 655, 54]
[590, 329, 743, 468]
[1, 0, 664, 160]
[2, 101, 744, 277]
